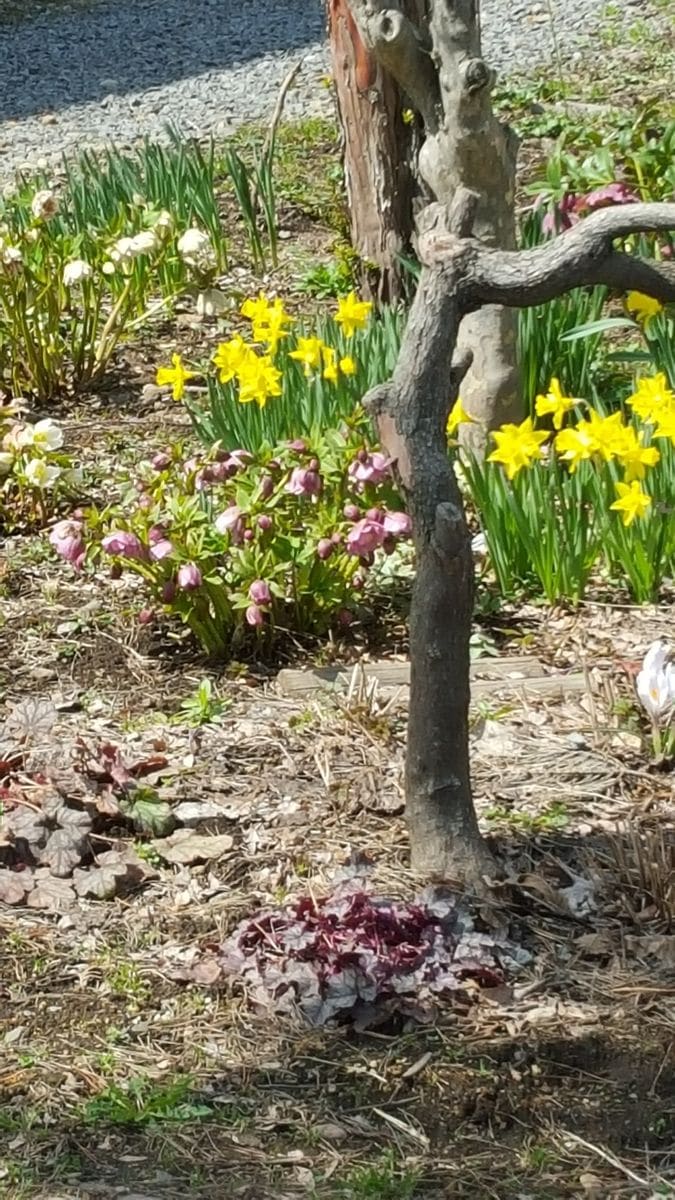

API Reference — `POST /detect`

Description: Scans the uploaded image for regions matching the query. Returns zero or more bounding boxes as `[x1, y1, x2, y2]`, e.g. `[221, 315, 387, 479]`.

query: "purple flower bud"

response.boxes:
[245, 603, 265, 627]
[102, 531, 147, 560]
[151, 452, 172, 471]
[289, 439, 306, 453]
[149, 538, 174, 561]
[138, 607, 155, 625]
[343, 503, 360, 522]
[110, 563, 122, 580]
[259, 475, 274, 499]
[316, 538, 334, 560]
[249, 579, 272, 605]
[308, 457, 319, 472]
[243, 528, 254, 542]
[366, 507, 385, 524]
[148, 525, 167, 544]
[331, 530, 343, 545]
[138, 494, 152, 510]
[257, 513, 273, 532]
[49, 519, 86, 570]
[161, 579, 177, 604]
[177, 562, 202, 591]
[382, 510, 412, 536]
[267, 458, 281, 471]
[346, 518, 386, 557]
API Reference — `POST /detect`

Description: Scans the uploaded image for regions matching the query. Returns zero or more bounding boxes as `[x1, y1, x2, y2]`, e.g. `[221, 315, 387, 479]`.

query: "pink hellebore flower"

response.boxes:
[177, 562, 202, 591]
[343, 502, 360, 522]
[227, 449, 253, 470]
[245, 603, 265, 627]
[540, 191, 579, 235]
[149, 538, 174, 561]
[249, 579, 272, 606]
[151, 452, 172, 471]
[346, 518, 387, 556]
[317, 538, 334, 560]
[49, 519, 86, 570]
[102, 531, 147, 560]
[215, 505, 245, 543]
[285, 466, 322, 497]
[580, 182, 638, 212]
[348, 450, 392, 487]
[257, 513, 273, 532]
[382, 510, 412, 536]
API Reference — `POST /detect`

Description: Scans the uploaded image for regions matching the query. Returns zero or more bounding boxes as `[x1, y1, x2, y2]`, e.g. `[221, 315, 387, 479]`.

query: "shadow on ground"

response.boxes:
[0, 0, 325, 123]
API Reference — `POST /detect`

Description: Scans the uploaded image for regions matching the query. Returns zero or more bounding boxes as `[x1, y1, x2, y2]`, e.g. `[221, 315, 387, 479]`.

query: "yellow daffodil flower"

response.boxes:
[534, 377, 580, 430]
[339, 355, 356, 376]
[653, 406, 675, 445]
[447, 397, 473, 438]
[237, 354, 282, 408]
[554, 423, 598, 470]
[487, 417, 548, 480]
[241, 294, 293, 353]
[156, 353, 196, 401]
[625, 291, 663, 327]
[610, 425, 660, 482]
[626, 373, 675, 423]
[322, 345, 339, 383]
[610, 480, 652, 526]
[334, 291, 373, 338]
[212, 336, 255, 384]
[289, 336, 325, 377]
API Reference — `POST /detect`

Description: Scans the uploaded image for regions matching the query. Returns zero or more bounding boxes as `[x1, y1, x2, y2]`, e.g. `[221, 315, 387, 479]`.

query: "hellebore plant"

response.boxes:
[1, 405, 81, 529]
[51, 430, 411, 655]
[636, 640, 675, 759]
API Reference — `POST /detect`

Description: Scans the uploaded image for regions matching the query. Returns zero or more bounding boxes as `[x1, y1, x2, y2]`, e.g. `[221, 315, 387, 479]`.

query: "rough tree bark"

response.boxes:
[335, 0, 521, 432]
[327, 0, 423, 302]
[364, 197, 675, 881]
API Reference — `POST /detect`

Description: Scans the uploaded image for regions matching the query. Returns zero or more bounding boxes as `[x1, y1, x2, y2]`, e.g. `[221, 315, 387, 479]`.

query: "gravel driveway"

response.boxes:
[0, 0, 651, 177]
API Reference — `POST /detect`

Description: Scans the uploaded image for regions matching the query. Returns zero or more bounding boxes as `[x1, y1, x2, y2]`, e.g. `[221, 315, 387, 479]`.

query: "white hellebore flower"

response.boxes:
[130, 229, 160, 256]
[636, 640, 675, 724]
[31, 188, 59, 221]
[63, 258, 93, 286]
[24, 459, 61, 489]
[18, 418, 64, 452]
[0, 451, 14, 476]
[154, 209, 173, 235]
[195, 288, 228, 318]
[110, 236, 139, 268]
[177, 227, 216, 271]
[1, 243, 23, 273]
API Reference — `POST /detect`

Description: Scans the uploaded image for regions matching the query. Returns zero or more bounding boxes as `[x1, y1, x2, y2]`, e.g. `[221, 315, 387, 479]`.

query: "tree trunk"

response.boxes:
[327, 0, 421, 302]
[338, 0, 522, 432]
[365, 193, 675, 881]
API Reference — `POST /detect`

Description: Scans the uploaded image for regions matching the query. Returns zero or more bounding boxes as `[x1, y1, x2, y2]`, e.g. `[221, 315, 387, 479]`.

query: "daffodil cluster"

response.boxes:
[462, 373, 675, 603]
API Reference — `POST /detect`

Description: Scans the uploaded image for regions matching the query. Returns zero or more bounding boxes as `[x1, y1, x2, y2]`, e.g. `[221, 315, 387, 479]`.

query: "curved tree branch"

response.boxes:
[419, 198, 675, 308]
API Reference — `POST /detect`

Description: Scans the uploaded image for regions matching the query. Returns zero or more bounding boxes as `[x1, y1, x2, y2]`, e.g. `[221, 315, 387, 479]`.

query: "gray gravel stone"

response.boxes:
[0, 0, 655, 179]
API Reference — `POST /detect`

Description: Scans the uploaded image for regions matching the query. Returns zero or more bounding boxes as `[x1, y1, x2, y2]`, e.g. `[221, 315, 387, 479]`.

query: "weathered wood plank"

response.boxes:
[277, 658, 586, 702]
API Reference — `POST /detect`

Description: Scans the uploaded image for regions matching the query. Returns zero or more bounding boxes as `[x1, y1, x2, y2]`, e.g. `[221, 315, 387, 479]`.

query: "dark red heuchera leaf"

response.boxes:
[215, 884, 522, 1028]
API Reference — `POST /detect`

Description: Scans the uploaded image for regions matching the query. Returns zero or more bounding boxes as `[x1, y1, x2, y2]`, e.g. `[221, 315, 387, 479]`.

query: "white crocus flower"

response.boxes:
[636, 640, 675, 724]
[63, 259, 93, 286]
[177, 227, 216, 271]
[31, 189, 59, 221]
[18, 418, 64, 452]
[24, 459, 61, 489]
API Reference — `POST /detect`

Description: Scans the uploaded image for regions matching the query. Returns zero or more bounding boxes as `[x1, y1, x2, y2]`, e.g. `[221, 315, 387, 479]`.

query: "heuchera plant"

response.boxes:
[210, 883, 522, 1028]
[50, 429, 412, 654]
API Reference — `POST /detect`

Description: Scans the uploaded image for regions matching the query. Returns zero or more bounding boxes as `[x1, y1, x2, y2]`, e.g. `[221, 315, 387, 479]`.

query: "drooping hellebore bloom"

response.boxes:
[245, 603, 265, 627]
[102, 531, 147, 560]
[346, 518, 387, 556]
[149, 538, 174, 562]
[285, 466, 322, 497]
[382, 511, 412, 537]
[177, 563, 202, 591]
[348, 450, 391, 488]
[215, 505, 245, 543]
[248, 579, 272, 606]
[49, 519, 86, 570]
[636, 641, 675, 724]
[316, 538, 334, 560]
